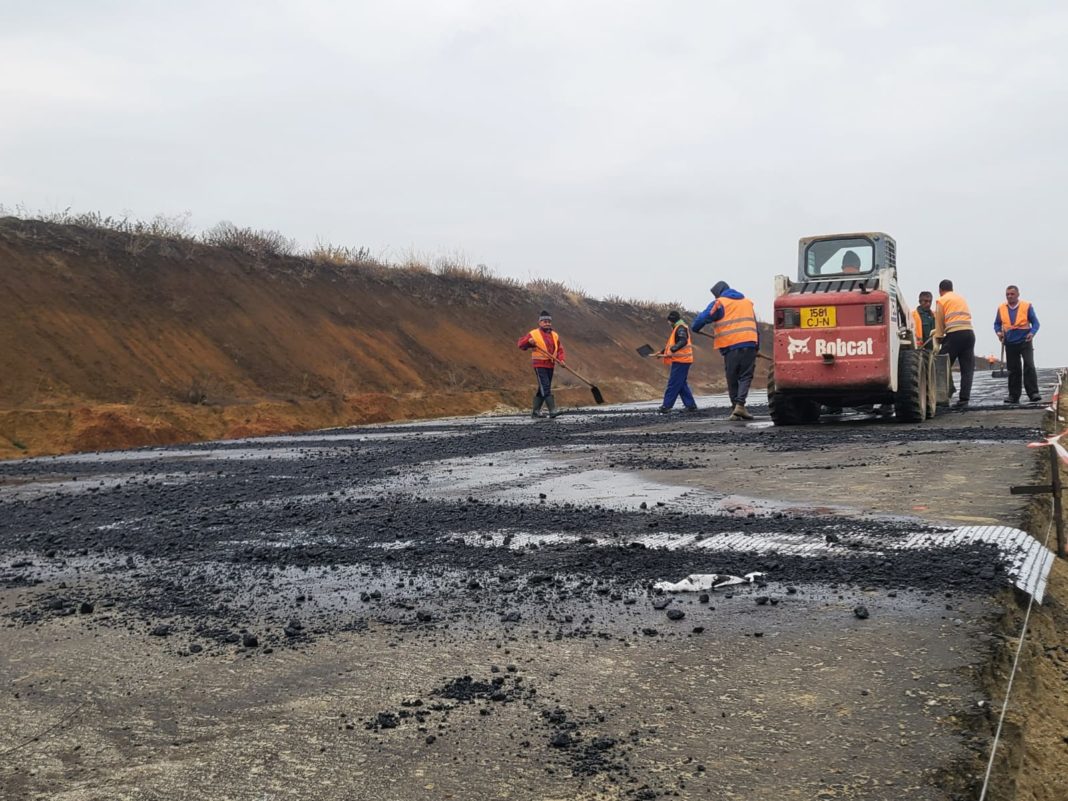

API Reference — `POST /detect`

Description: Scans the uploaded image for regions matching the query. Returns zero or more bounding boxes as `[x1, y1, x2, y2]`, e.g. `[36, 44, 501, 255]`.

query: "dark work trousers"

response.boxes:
[724, 347, 757, 406]
[534, 367, 554, 399]
[1005, 340, 1039, 400]
[662, 362, 696, 410]
[941, 330, 975, 402]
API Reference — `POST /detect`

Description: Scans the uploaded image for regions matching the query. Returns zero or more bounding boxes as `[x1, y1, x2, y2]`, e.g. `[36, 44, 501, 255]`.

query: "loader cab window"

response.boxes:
[805, 238, 875, 278]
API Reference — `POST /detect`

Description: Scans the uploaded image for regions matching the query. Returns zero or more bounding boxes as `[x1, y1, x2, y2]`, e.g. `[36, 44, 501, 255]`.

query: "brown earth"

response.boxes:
[978, 378, 1068, 801]
[0, 218, 764, 458]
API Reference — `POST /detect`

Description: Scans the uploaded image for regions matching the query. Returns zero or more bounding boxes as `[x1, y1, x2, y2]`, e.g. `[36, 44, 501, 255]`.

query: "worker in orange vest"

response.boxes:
[994, 285, 1041, 404]
[693, 281, 760, 421]
[517, 311, 566, 419]
[934, 279, 975, 409]
[911, 291, 935, 350]
[654, 310, 698, 414]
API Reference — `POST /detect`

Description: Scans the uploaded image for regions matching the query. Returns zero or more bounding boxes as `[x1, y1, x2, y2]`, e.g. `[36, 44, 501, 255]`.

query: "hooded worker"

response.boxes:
[692, 281, 759, 421]
[654, 310, 698, 414]
[517, 311, 566, 419]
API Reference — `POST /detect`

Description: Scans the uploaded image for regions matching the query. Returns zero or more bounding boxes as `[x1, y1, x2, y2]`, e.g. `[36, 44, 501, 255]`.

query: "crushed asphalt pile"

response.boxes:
[0, 407, 1042, 649]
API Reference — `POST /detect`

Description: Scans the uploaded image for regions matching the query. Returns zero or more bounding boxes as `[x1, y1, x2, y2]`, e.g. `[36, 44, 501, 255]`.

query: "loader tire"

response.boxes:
[894, 348, 925, 423]
[768, 364, 820, 426]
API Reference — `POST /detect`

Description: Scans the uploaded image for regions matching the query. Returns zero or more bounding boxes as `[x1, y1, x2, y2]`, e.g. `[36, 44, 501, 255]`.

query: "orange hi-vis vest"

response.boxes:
[663, 322, 694, 364]
[528, 328, 560, 363]
[938, 291, 973, 333]
[711, 297, 759, 348]
[998, 300, 1032, 332]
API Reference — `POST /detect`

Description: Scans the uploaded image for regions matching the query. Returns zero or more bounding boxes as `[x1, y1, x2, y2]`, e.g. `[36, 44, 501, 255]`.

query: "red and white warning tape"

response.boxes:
[1048, 368, 1066, 412]
[1028, 428, 1068, 466]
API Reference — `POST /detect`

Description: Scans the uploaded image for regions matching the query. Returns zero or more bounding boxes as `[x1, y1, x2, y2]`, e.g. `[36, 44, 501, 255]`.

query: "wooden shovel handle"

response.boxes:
[693, 329, 771, 361]
[534, 348, 598, 388]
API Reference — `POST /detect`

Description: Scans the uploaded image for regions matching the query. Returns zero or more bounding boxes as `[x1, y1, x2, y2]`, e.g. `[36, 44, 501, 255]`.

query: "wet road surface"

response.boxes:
[0, 369, 1060, 800]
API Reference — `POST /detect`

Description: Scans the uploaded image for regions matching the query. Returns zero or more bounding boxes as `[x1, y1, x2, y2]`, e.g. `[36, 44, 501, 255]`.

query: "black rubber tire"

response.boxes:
[768, 364, 821, 426]
[894, 348, 925, 423]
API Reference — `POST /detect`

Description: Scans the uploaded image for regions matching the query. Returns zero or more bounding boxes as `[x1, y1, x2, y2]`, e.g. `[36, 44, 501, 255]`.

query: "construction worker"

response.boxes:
[912, 291, 935, 350]
[517, 311, 565, 419]
[655, 310, 698, 414]
[693, 281, 759, 421]
[994, 285, 1041, 404]
[934, 279, 974, 409]
[840, 250, 862, 274]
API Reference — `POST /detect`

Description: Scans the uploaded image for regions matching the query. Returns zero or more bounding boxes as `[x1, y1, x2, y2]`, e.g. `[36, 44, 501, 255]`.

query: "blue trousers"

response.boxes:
[662, 362, 696, 409]
[534, 367, 554, 398]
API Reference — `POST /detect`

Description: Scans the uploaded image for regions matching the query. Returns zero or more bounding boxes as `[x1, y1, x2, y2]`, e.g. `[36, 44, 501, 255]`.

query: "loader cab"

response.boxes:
[798, 233, 896, 282]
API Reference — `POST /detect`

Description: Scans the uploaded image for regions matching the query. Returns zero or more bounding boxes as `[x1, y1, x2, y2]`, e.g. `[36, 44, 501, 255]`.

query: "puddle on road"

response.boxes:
[368, 446, 908, 522]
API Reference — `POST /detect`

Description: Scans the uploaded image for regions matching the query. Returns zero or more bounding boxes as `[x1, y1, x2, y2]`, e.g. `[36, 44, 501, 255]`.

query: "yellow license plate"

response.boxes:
[801, 306, 836, 328]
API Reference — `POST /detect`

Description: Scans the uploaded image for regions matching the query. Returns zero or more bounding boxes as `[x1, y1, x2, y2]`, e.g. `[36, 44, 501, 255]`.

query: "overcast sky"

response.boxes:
[3, 1, 1066, 366]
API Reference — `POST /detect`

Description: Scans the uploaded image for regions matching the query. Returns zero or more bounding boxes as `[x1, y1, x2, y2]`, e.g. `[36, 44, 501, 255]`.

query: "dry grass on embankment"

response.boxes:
[0, 215, 756, 458]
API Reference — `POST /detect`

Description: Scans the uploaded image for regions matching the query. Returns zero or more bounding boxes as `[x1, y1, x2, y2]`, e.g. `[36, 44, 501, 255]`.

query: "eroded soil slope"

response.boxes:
[0, 218, 749, 457]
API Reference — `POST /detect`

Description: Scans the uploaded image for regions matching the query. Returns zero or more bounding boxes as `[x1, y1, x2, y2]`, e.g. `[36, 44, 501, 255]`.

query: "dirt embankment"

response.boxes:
[978, 376, 1068, 801]
[0, 218, 763, 458]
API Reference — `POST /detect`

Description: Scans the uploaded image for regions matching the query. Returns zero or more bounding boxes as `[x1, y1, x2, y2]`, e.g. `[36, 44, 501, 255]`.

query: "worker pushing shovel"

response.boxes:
[693, 281, 759, 421]
[517, 311, 564, 418]
[517, 311, 605, 419]
[653, 310, 699, 414]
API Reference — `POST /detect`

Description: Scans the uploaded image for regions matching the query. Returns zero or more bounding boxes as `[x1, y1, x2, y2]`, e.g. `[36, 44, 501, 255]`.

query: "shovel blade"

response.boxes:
[636, 344, 656, 358]
[591, 385, 605, 404]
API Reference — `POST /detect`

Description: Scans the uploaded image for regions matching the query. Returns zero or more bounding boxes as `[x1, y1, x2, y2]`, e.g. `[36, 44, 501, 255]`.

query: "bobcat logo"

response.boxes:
[787, 336, 811, 360]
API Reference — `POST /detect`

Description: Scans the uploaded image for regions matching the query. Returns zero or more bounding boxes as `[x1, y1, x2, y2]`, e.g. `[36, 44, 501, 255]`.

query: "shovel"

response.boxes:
[992, 343, 1008, 378]
[692, 329, 772, 361]
[636, 344, 656, 358]
[535, 348, 605, 404]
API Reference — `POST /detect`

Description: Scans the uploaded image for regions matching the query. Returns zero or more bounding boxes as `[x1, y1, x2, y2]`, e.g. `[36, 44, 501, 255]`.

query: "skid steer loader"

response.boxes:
[768, 232, 949, 425]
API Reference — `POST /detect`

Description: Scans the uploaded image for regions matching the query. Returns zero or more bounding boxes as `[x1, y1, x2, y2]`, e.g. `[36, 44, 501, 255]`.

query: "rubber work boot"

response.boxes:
[1029, 395, 1042, 403]
[545, 396, 561, 419]
[1003, 396, 1019, 405]
[531, 393, 545, 419]
[732, 403, 754, 421]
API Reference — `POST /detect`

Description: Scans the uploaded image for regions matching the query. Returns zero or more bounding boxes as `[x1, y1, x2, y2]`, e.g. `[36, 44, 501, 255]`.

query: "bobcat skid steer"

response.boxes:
[768, 232, 949, 425]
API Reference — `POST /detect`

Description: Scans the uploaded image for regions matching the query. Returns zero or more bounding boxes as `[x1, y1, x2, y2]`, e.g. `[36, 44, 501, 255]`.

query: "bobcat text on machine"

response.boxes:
[768, 232, 949, 426]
